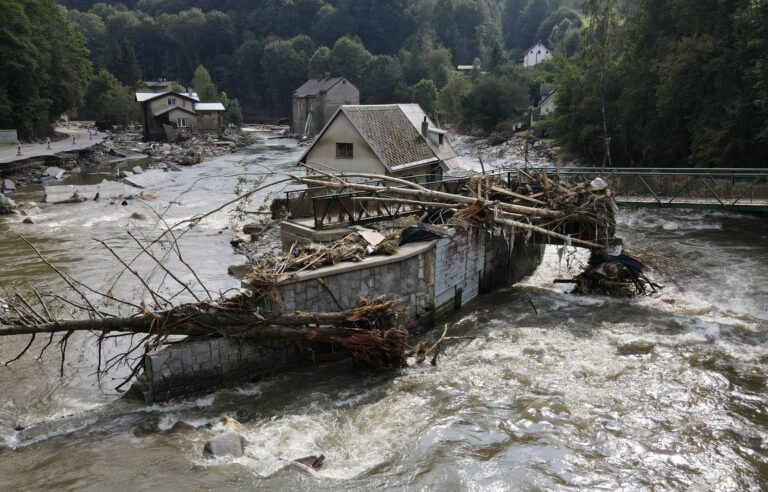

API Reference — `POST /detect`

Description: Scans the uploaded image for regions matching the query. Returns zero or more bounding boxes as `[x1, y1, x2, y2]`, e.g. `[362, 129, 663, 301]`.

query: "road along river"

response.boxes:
[0, 138, 766, 489]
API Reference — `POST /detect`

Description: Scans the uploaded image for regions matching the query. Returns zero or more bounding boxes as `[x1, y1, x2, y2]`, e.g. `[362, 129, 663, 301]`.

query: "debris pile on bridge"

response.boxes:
[291, 169, 616, 250]
[275, 170, 664, 299]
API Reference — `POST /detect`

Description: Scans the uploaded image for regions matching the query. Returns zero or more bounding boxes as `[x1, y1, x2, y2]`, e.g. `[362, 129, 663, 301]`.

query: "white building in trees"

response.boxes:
[523, 41, 552, 67]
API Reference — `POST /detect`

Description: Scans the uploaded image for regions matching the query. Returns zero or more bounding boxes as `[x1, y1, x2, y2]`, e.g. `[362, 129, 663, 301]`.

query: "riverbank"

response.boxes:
[450, 133, 566, 172]
[0, 124, 263, 194]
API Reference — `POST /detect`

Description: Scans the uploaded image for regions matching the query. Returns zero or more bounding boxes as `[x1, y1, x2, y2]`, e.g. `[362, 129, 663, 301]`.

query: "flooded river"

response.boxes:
[0, 138, 766, 490]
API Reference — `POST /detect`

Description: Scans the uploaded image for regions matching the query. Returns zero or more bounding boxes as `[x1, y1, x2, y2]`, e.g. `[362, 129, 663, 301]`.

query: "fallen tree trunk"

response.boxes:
[294, 176, 565, 220]
[0, 299, 400, 340]
[0, 294, 416, 372]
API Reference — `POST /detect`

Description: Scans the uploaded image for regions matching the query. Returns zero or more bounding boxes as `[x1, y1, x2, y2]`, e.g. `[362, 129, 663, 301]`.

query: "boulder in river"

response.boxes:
[202, 432, 249, 459]
[295, 454, 325, 470]
[167, 421, 198, 435]
[22, 217, 34, 224]
[2, 178, 16, 193]
[0, 193, 17, 214]
[129, 212, 146, 220]
[44, 167, 66, 180]
[242, 222, 269, 236]
[618, 339, 655, 355]
[132, 165, 144, 175]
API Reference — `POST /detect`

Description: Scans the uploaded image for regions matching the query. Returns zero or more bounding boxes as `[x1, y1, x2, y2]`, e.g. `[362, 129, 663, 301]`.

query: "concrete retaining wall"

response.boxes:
[131, 338, 311, 402]
[0, 130, 17, 145]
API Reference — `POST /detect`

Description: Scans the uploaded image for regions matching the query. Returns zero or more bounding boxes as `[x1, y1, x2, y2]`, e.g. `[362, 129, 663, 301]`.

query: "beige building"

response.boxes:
[135, 92, 225, 141]
[298, 104, 459, 181]
[292, 77, 359, 137]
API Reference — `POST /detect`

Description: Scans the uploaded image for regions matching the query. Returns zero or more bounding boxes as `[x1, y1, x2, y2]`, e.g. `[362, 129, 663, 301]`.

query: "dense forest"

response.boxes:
[1, 0, 766, 167]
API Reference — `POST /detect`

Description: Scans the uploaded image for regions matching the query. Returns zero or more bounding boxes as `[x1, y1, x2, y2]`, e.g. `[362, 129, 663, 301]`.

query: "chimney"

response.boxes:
[421, 116, 429, 137]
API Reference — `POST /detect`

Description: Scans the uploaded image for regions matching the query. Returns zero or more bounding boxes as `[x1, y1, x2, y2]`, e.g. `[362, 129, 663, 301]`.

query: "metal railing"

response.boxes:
[285, 174, 473, 230]
[519, 167, 768, 211]
[284, 167, 768, 230]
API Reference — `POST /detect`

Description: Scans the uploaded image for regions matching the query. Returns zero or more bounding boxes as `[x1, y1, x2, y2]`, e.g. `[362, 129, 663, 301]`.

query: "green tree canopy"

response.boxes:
[308, 46, 332, 78]
[462, 76, 528, 132]
[411, 79, 438, 116]
[191, 64, 217, 101]
[0, 0, 91, 138]
[83, 68, 138, 129]
[330, 36, 373, 84]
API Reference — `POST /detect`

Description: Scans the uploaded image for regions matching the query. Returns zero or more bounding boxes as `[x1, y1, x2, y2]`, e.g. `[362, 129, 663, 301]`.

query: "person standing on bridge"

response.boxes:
[46, 137, 51, 150]
[16, 141, 22, 156]
[72, 134, 76, 145]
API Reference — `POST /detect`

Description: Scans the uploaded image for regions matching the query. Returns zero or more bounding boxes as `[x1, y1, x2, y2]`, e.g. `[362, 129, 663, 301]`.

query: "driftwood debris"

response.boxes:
[0, 287, 421, 384]
[292, 171, 616, 248]
[0, 166, 643, 392]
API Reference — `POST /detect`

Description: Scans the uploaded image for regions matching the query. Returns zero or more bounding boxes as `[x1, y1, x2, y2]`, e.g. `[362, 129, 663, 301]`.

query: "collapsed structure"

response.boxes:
[135, 91, 225, 141]
[0, 163, 648, 401]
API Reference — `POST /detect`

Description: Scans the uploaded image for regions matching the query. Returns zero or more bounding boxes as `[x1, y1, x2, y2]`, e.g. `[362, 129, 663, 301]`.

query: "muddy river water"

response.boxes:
[0, 137, 766, 490]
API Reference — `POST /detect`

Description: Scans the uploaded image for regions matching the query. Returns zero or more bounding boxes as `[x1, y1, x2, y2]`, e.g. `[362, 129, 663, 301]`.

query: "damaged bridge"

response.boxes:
[0, 169, 618, 402]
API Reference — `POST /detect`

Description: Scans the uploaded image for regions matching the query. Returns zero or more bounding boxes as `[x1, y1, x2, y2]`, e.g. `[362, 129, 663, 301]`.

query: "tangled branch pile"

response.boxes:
[242, 231, 398, 304]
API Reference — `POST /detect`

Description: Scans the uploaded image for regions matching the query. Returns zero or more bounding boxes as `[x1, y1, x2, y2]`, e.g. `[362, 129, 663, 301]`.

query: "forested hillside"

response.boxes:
[58, 0, 579, 120]
[555, 0, 768, 167]
[2, 0, 766, 167]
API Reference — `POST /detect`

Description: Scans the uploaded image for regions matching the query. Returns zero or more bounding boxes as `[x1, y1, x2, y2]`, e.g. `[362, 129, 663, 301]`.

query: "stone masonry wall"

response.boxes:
[274, 251, 436, 328]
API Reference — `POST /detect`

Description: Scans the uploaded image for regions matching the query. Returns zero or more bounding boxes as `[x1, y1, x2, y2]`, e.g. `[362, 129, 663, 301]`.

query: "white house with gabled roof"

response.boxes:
[523, 41, 552, 68]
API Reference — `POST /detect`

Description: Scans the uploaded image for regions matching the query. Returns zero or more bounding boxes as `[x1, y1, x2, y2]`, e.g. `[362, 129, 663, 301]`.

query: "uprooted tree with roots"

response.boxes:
[0, 167, 652, 388]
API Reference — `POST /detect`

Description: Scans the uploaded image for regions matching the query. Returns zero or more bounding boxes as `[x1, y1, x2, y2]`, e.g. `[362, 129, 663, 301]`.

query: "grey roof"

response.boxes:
[342, 105, 438, 171]
[195, 102, 225, 111]
[135, 92, 199, 103]
[299, 104, 442, 172]
[535, 89, 557, 110]
[294, 77, 347, 98]
[153, 105, 197, 117]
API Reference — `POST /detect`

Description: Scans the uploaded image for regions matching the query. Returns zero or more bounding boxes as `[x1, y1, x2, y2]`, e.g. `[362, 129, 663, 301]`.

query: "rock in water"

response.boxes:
[167, 421, 197, 435]
[132, 165, 144, 174]
[130, 212, 146, 220]
[295, 454, 325, 470]
[2, 178, 16, 193]
[218, 416, 242, 432]
[618, 339, 655, 355]
[202, 432, 249, 458]
[242, 223, 267, 235]
[44, 167, 66, 180]
[0, 193, 17, 214]
[22, 217, 34, 224]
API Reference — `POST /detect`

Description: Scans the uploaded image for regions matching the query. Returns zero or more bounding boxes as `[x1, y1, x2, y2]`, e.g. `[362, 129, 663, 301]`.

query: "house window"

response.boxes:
[336, 143, 353, 159]
[177, 117, 188, 128]
[168, 98, 176, 106]
[537, 50, 541, 54]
